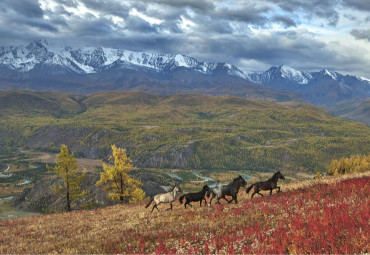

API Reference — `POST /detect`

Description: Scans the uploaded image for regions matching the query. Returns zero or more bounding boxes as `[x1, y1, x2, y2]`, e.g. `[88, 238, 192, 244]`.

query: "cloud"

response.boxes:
[272, 15, 296, 28]
[0, 0, 44, 18]
[351, 29, 370, 42]
[0, 0, 369, 77]
[268, 0, 340, 26]
[343, 0, 370, 12]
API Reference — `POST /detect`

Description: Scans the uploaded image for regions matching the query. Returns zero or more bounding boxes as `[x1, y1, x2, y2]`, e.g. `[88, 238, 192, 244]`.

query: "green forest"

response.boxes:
[1, 90, 369, 173]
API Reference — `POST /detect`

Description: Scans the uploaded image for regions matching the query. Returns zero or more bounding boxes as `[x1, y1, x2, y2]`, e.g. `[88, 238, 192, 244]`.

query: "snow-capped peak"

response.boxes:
[278, 65, 312, 84]
[359, 76, 370, 83]
[319, 69, 338, 80]
[0, 40, 250, 78]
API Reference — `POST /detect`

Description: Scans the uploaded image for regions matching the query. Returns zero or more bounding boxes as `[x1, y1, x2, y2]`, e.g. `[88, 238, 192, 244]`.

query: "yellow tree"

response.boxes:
[96, 145, 145, 202]
[47, 144, 86, 212]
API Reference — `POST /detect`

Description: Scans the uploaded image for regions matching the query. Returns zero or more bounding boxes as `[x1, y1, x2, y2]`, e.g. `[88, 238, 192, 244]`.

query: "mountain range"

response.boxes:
[0, 39, 369, 107]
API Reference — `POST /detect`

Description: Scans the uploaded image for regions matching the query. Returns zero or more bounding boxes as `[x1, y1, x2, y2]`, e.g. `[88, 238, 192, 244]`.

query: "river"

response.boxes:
[192, 171, 215, 182]
[0, 165, 13, 178]
[162, 172, 183, 181]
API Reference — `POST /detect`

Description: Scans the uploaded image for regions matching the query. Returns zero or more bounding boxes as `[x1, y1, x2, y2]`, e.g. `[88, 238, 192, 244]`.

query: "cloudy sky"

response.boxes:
[0, 0, 370, 77]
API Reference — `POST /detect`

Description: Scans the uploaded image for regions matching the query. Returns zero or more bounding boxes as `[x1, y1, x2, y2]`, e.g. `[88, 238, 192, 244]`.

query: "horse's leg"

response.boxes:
[200, 200, 202, 207]
[166, 202, 173, 211]
[233, 194, 238, 204]
[151, 203, 158, 213]
[221, 195, 230, 203]
[209, 193, 215, 205]
[277, 186, 281, 193]
[216, 196, 221, 204]
[228, 194, 235, 204]
[270, 189, 273, 196]
[257, 192, 264, 197]
[251, 192, 256, 199]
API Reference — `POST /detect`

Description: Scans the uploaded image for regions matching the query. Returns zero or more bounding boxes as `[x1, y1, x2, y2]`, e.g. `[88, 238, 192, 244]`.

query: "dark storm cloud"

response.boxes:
[343, 0, 370, 12]
[215, 7, 269, 26]
[0, 0, 44, 18]
[269, 0, 340, 26]
[0, 0, 59, 33]
[73, 18, 116, 37]
[147, 0, 215, 12]
[272, 15, 296, 28]
[351, 29, 370, 42]
[124, 16, 159, 34]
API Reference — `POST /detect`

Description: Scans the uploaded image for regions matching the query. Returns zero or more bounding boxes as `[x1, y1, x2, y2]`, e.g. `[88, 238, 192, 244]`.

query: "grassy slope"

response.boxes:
[0, 90, 370, 172]
[329, 98, 370, 126]
[1, 173, 369, 254]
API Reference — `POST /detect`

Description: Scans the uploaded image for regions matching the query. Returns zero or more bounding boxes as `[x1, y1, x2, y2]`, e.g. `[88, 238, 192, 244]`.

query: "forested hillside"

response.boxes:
[1, 90, 369, 172]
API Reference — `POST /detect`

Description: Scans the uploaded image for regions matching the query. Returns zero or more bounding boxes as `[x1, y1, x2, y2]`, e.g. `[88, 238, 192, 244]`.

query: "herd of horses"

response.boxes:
[145, 171, 285, 213]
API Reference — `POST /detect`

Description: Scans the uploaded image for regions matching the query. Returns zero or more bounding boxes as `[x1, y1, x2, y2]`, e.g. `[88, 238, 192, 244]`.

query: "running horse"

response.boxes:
[145, 186, 182, 213]
[179, 185, 211, 208]
[209, 176, 247, 205]
[246, 171, 285, 198]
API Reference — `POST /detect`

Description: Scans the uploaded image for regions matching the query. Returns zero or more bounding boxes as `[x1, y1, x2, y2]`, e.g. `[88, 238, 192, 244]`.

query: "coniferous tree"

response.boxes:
[47, 144, 86, 212]
[96, 145, 145, 202]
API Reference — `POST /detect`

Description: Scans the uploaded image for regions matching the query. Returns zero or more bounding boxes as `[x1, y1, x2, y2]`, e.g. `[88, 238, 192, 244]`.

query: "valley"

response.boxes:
[0, 90, 368, 218]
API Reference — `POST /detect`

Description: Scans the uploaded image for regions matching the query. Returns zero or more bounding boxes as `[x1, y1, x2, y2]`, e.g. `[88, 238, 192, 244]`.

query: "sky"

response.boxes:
[0, 0, 370, 77]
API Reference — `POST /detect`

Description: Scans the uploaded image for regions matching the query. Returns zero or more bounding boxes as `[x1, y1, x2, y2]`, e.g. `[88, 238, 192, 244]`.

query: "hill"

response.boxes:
[1, 90, 370, 173]
[329, 98, 370, 126]
[1, 174, 369, 253]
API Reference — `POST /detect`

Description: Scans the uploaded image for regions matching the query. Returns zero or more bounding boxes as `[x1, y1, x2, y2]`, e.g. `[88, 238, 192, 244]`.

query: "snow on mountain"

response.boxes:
[360, 76, 370, 83]
[248, 65, 370, 89]
[1, 39, 369, 100]
[279, 65, 312, 84]
[249, 65, 313, 86]
[0, 39, 249, 79]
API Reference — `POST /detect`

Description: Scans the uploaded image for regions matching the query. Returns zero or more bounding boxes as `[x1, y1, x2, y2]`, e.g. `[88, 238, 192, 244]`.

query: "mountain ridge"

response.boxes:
[0, 40, 369, 108]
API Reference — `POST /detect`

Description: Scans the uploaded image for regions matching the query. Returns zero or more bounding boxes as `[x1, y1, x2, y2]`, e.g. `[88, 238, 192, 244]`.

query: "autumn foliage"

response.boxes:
[96, 145, 144, 203]
[328, 154, 370, 175]
[47, 144, 86, 212]
[1, 174, 369, 254]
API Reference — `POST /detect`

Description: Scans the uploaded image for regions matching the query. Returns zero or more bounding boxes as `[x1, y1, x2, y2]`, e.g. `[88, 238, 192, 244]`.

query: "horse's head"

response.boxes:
[276, 171, 285, 180]
[202, 185, 210, 192]
[173, 186, 182, 193]
[236, 175, 247, 187]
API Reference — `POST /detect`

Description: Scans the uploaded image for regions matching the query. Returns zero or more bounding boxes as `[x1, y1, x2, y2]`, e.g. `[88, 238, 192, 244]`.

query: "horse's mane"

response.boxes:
[231, 176, 242, 184]
[271, 171, 281, 179]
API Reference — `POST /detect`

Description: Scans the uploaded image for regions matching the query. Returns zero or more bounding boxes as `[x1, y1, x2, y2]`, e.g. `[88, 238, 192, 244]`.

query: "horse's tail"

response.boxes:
[246, 184, 254, 194]
[179, 194, 186, 204]
[145, 197, 154, 208]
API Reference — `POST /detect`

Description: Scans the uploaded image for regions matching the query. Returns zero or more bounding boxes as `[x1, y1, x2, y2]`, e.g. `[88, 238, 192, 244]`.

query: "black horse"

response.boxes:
[209, 176, 247, 205]
[246, 171, 285, 198]
[179, 185, 211, 208]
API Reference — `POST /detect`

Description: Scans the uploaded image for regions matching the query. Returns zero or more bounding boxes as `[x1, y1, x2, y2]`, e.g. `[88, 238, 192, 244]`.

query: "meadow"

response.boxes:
[1, 173, 368, 254]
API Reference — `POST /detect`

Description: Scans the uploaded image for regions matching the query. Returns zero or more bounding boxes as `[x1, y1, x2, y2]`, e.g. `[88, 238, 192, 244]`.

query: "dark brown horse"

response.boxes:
[179, 185, 211, 208]
[246, 171, 285, 198]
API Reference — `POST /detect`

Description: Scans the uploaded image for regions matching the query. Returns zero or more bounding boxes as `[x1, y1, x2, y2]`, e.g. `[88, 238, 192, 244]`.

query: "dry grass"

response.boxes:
[20, 150, 103, 171]
[0, 172, 369, 254]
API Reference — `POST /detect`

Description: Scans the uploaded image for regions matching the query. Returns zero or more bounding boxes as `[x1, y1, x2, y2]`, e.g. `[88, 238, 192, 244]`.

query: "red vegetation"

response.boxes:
[1, 176, 369, 254]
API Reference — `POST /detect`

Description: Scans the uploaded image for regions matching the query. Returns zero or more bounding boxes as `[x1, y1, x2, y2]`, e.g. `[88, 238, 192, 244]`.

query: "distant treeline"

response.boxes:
[328, 154, 370, 175]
